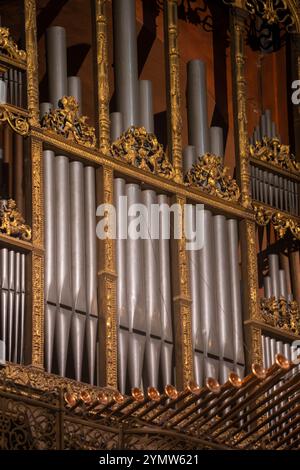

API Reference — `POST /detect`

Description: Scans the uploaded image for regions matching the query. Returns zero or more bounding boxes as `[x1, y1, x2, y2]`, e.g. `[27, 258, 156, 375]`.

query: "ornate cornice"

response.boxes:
[250, 137, 300, 174]
[0, 105, 30, 136]
[260, 297, 300, 335]
[0, 27, 26, 63]
[253, 203, 300, 239]
[110, 126, 176, 180]
[41, 96, 96, 148]
[0, 199, 32, 241]
[184, 154, 241, 202]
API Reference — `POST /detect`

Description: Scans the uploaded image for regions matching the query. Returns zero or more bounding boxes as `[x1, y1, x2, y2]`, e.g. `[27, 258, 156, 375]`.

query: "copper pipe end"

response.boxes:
[165, 384, 178, 399]
[187, 380, 201, 394]
[64, 392, 77, 407]
[113, 390, 125, 404]
[205, 377, 221, 394]
[80, 390, 92, 405]
[275, 353, 290, 370]
[228, 372, 242, 388]
[131, 387, 145, 402]
[97, 391, 109, 405]
[147, 387, 160, 401]
[251, 363, 267, 379]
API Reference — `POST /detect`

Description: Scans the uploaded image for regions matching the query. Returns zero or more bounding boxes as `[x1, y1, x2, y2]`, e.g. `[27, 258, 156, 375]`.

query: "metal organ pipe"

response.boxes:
[268, 254, 280, 299]
[68, 76, 82, 114]
[40, 102, 53, 120]
[187, 60, 210, 157]
[110, 112, 123, 142]
[139, 80, 154, 134]
[183, 145, 196, 174]
[227, 219, 245, 366]
[46, 26, 68, 108]
[113, 0, 139, 130]
[210, 126, 224, 158]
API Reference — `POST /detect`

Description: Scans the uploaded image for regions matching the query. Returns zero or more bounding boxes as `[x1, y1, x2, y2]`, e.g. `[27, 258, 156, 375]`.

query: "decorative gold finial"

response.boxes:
[184, 154, 241, 202]
[111, 126, 177, 180]
[0, 199, 31, 241]
[41, 96, 97, 148]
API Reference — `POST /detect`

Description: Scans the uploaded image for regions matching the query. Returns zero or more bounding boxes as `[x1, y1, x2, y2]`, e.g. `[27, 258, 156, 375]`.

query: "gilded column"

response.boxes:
[171, 195, 193, 389]
[24, 0, 40, 127]
[230, 5, 251, 209]
[30, 138, 44, 368]
[96, 166, 118, 388]
[95, 0, 110, 151]
[164, 0, 183, 183]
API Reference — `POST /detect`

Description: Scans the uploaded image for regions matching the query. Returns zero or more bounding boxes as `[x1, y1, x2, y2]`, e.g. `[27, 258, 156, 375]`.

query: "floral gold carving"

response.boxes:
[41, 96, 96, 148]
[25, 0, 40, 126]
[32, 253, 44, 368]
[0, 27, 26, 62]
[185, 154, 241, 202]
[250, 137, 300, 174]
[111, 126, 176, 180]
[252, 326, 263, 365]
[253, 203, 300, 240]
[260, 297, 300, 335]
[0, 199, 31, 240]
[0, 105, 30, 135]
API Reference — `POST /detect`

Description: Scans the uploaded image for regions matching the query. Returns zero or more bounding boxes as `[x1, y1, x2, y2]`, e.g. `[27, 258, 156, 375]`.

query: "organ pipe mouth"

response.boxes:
[251, 363, 266, 379]
[64, 392, 77, 407]
[165, 384, 178, 399]
[131, 388, 145, 402]
[113, 390, 125, 404]
[187, 380, 201, 394]
[275, 353, 290, 370]
[228, 372, 242, 388]
[147, 387, 160, 401]
[205, 377, 221, 394]
[80, 390, 92, 404]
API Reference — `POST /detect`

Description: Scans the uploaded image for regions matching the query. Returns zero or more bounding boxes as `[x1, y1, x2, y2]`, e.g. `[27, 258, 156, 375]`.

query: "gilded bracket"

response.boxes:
[0, 199, 32, 241]
[0, 27, 27, 63]
[41, 96, 97, 148]
[184, 154, 241, 202]
[260, 297, 300, 335]
[0, 104, 30, 135]
[250, 137, 300, 174]
[111, 126, 177, 181]
[253, 203, 300, 239]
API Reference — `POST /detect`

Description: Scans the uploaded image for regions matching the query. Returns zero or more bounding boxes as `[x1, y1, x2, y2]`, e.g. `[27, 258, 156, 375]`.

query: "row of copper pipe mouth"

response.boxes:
[63, 354, 299, 448]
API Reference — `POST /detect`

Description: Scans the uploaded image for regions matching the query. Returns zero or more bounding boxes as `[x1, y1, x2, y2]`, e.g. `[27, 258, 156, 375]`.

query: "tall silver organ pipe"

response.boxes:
[194, 351, 204, 386]
[142, 189, 161, 388]
[110, 112, 123, 142]
[263, 276, 272, 298]
[183, 145, 196, 174]
[68, 76, 82, 114]
[213, 215, 234, 360]
[139, 80, 154, 133]
[210, 126, 224, 158]
[268, 254, 280, 298]
[113, 0, 139, 130]
[199, 210, 219, 357]
[205, 356, 219, 380]
[46, 26, 68, 108]
[158, 194, 173, 386]
[187, 59, 210, 157]
[70, 161, 86, 381]
[40, 102, 52, 120]
[227, 219, 244, 366]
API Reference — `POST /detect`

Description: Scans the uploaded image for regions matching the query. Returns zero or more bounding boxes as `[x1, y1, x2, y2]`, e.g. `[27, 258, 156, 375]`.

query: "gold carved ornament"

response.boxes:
[260, 297, 300, 335]
[0, 199, 31, 241]
[253, 204, 300, 239]
[250, 137, 300, 174]
[184, 154, 241, 202]
[245, 0, 294, 29]
[0, 106, 30, 136]
[110, 126, 177, 180]
[0, 27, 27, 62]
[41, 96, 96, 148]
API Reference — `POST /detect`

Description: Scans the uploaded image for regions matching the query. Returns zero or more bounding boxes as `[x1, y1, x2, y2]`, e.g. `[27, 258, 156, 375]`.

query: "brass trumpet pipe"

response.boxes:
[163, 387, 212, 428]
[271, 415, 300, 449]
[146, 387, 190, 423]
[137, 396, 168, 420]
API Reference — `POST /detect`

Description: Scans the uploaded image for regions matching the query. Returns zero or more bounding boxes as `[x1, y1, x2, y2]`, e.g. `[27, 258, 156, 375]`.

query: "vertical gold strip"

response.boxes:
[24, 0, 40, 127]
[95, 0, 110, 151]
[171, 195, 193, 388]
[230, 7, 251, 209]
[31, 138, 44, 368]
[96, 166, 117, 388]
[164, 0, 183, 183]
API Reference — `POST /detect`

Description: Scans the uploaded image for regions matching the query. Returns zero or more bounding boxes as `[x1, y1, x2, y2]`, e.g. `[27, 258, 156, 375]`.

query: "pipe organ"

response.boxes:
[0, 0, 299, 451]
